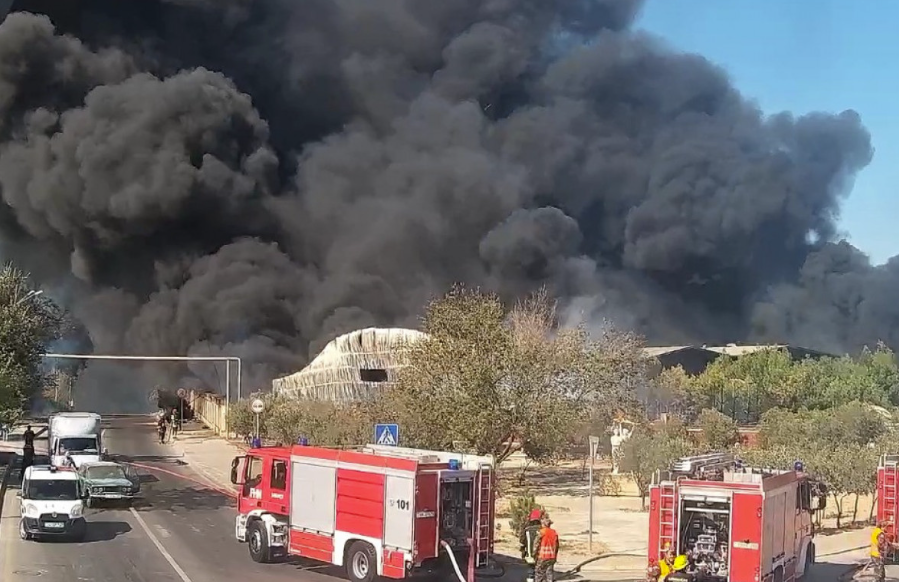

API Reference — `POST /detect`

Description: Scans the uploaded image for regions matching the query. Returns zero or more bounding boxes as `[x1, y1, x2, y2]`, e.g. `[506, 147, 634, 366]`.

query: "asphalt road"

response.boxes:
[0, 416, 348, 582]
[0, 416, 887, 582]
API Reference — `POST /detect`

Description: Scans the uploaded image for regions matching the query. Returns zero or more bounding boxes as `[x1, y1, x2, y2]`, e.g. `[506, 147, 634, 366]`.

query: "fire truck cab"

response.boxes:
[648, 452, 827, 582]
[231, 442, 495, 581]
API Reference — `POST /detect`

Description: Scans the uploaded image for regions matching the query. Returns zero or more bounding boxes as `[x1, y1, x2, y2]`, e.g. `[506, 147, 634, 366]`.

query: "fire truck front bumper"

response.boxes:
[235, 514, 248, 542]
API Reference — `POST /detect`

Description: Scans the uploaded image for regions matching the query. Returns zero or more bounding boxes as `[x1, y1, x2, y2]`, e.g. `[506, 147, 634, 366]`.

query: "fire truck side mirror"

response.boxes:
[816, 495, 827, 511]
[230, 455, 244, 485]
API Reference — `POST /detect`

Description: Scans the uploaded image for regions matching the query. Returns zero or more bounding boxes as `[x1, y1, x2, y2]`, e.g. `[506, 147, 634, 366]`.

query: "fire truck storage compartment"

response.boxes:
[288, 456, 417, 553]
[439, 473, 473, 549]
[679, 495, 731, 578]
[289, 460, 337, 534]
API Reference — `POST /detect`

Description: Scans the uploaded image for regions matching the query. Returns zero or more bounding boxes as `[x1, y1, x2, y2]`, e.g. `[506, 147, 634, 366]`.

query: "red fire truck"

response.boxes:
[230, 442, 495, 581]
[647, 452, 827, 582]
[877, 454, 898, 560]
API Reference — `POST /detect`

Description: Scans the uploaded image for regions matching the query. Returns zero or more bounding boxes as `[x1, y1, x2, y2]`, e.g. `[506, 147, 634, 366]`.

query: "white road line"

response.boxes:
[129, 507, 194, 582]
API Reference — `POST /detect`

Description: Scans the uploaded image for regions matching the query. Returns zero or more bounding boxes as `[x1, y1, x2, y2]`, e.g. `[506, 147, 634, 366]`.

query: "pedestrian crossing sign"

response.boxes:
[375, 423, 399, 446]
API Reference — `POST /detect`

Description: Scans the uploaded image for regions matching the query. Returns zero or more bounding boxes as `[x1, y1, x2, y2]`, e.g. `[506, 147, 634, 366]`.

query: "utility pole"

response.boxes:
[588, 435, 600, 553]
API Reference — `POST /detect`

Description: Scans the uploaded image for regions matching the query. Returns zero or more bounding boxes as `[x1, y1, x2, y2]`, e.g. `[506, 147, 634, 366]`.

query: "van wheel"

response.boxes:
[346, 541, 377, 582]
[19, 519, 31, 541]
[247, 520, 272, 563]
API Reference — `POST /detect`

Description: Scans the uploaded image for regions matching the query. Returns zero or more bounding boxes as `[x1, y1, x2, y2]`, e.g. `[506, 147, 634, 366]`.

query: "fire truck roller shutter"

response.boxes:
[383, 474, 414, 551]
[290, 460, 337, 534]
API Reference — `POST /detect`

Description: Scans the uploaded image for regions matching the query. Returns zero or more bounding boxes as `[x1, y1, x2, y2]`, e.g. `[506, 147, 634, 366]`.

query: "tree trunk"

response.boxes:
[833, 494, 843, 529]
[852, 495, 860, 523]
[641, 492, 647, 510]
[871, 492, 878, 523]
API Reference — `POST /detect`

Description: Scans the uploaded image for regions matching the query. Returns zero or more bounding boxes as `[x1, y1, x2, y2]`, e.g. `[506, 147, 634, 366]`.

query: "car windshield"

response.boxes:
[85, 466, 126, 480]
[58, 437, 97, 454]
[27, 479, 79, 501]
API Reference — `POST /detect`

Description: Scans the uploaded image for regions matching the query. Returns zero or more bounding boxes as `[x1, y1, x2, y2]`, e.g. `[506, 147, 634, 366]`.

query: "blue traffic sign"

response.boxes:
[375, 423, 399, 446]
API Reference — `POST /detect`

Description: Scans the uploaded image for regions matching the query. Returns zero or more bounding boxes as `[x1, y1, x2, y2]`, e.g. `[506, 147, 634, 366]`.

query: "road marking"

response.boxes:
[126, 461, 236, 498]
[129, 507, 194, 582]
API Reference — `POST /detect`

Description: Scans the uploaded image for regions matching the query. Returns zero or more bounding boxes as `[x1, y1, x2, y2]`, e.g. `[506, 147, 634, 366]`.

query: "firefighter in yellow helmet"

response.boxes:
[871, 520, 898, 582]
[657, 546, 676, 580]
[658, 554, 689, 582]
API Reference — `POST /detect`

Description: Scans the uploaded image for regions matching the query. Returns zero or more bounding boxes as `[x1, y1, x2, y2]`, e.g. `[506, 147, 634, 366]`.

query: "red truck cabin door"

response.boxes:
[239, 454, 265, 514]
[264, 457, 289, 516]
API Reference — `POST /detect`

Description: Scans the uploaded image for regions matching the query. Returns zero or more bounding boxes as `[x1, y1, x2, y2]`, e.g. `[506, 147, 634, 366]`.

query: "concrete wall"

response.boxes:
[188, 389, 228, 436]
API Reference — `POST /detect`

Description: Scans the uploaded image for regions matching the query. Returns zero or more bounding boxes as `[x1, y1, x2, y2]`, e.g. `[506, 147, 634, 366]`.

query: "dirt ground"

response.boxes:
[493, 456, 879, 564]
[493, 458, 645, 564]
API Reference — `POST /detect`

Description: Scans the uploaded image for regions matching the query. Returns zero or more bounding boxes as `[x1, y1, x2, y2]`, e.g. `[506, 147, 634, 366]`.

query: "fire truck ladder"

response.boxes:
[881, 454, 899, 555]
[475, 463, 493, 567]
[658, 480, 677, 557]
[671, 452, 736, 479]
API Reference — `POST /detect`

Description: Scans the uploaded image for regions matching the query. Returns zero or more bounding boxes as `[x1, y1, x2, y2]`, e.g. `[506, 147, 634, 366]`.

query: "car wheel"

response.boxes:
[18, 519, 31, 541]
[346, 541, 377, 582]
[247, 520, 272, 563]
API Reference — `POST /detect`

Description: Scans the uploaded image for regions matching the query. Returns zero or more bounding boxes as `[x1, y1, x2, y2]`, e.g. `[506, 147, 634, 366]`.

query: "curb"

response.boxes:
[0, 453, 16, 523]
[820, 544, 868, 558]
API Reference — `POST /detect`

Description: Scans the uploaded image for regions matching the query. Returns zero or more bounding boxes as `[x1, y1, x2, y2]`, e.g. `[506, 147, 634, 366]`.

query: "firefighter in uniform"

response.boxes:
[520, 509, 543, 582]
[657, 546, 676, 580]
[533, 516, 559, 582]
[664, 555, 690, 581]
[871, 520, 898, 582]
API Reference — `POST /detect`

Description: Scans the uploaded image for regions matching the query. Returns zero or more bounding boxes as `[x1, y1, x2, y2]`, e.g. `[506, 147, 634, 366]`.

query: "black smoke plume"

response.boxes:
[0, 0, 886, 407]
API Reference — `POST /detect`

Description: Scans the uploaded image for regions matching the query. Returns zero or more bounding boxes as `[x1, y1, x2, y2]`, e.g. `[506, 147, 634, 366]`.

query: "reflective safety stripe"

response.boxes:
[525, 530, 536, 559]
[538, 527, 558, 560]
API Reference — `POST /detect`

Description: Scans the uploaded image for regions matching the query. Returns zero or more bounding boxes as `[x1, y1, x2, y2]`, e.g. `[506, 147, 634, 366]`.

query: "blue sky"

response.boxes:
[637, 0, 897, 265]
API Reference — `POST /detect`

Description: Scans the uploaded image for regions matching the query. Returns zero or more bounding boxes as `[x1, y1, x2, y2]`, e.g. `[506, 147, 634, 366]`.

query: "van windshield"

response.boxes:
[58, 437, 98, 454]
[27, 479, 79, 501]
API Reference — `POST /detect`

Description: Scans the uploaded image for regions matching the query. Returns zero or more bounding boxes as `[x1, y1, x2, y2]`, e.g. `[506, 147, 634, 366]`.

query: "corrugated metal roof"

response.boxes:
[704, 344, 787, 356]
[642, 346, 700, 357]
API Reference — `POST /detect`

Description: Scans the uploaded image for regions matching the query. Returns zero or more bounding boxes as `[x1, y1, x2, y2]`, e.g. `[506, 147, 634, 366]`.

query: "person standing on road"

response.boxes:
[22, 424, 35, 471]
[520, 509, 543, 582]
[157, 413, 167, 444]
[532, 516, 559, 582]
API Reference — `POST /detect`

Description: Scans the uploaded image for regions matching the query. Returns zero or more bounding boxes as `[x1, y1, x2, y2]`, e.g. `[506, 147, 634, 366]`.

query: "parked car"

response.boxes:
[77, 461, 140, 506]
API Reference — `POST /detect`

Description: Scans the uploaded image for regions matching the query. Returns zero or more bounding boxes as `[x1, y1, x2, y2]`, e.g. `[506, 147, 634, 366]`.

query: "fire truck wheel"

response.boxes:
[773, 566, 784, 582]
[346, 541, 377, 582]
[247, 520, 272, 563]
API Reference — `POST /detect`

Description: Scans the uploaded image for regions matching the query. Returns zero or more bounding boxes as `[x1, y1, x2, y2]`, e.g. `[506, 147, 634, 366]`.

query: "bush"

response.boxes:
[697, 408, 740, 450]
[227, 398, 261, 438]
[508, 492, 548, 536]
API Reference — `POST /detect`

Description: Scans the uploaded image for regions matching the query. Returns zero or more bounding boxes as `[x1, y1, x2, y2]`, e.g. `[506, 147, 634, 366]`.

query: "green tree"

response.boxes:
[228, 394, 371, 447]
[381, 286, 646, 464]
[647, 365, 697, 421]
[0, 265, 61, 418]
[621, 426, 692, 508]
[689, 348, 795, 422]
[696, 408, 740, 450]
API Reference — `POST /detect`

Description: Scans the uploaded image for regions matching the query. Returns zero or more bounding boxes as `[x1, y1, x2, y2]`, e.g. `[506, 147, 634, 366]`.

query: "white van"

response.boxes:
[17, 465, 88, 541]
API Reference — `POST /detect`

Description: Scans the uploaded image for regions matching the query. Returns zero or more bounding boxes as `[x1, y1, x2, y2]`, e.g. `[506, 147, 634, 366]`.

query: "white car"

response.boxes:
[18, 465, 88, 542]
